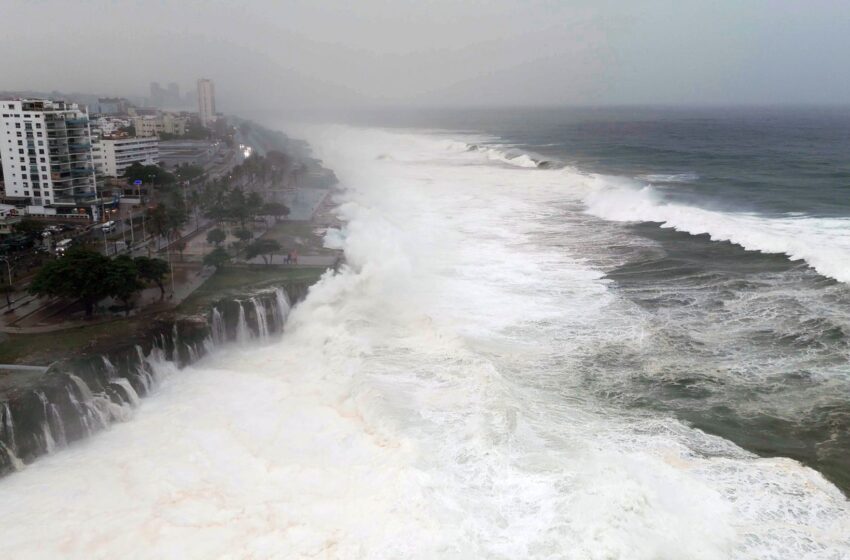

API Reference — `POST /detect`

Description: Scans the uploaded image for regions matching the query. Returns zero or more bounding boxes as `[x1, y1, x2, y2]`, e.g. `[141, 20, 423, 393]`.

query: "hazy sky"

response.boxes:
[1, 0, 849, 110]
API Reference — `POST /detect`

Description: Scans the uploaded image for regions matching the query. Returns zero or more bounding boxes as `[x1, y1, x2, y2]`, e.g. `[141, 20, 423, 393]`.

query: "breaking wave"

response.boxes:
[1, 126, 847, 559]
[580, 177, 850, 283]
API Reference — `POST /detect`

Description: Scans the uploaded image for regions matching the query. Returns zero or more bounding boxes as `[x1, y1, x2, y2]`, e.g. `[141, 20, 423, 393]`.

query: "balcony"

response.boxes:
[71, 167, 94, 176]
[65, 118, 89, 126]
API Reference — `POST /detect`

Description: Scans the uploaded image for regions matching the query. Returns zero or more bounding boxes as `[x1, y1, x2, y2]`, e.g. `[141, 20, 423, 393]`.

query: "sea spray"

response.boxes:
[48, 404, 67, 448]
[0, 126, 846, 558]
[275, 286, 291, 327]
[1, 402, 16, 454]
[35, 392, 56, 454]
[110, 378, 141, 407]
[211, 307, 227, 345]
[252, 297, 270, 339]
[236, 301, 251, 344]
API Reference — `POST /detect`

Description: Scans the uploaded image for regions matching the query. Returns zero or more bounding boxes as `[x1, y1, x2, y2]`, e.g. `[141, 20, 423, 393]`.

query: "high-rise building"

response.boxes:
[197, 78, 216, 127]
[0, 99, 100, 219]
[167, 82, 180, 103]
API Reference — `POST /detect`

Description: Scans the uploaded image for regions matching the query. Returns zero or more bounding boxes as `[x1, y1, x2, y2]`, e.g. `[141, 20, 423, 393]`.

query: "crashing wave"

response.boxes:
[580, 176, 850, 283]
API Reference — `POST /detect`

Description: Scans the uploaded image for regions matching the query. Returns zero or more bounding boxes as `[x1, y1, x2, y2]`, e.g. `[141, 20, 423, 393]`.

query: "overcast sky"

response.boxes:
[1, 0, 849, 110]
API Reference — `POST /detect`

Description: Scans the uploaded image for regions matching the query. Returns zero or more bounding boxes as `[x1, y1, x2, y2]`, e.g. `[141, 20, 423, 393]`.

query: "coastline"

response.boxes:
[0, 119, 343, 475]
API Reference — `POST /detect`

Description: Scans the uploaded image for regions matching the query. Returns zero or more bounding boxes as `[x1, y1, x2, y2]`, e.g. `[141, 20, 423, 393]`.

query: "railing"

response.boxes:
[65, 118, 89, 126]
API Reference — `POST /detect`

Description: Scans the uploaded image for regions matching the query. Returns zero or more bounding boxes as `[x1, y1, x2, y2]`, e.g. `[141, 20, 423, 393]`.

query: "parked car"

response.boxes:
[100, 220, 117, 233]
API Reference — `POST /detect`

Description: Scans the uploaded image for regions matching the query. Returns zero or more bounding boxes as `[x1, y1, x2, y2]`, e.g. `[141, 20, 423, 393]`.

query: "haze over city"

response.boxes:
[2, 0, 849, 110]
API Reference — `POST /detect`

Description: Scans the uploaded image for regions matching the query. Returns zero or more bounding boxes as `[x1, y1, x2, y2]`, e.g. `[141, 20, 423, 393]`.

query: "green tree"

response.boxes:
[206, 228, 226, 247]
[261, 202, 290, 223]
[30, 249, 114, 317]
[245, 239, 281, 265]
[226, 189, 250, 227]
[12, 219, 43, 237]
[246, 192, 264, 222]
[107, 255, 144, 315]
[203, 247, 230, 269]
[234, 227, 252, 244]
[134, 256, 169, 300]
[123, 163, 175, 186]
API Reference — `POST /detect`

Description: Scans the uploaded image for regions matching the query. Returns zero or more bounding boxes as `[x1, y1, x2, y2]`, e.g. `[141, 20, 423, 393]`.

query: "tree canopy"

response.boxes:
[203, 247, 230, 269]
[245, 239, 281, 265]
[206, 228, 226, 247]
[123, 163, 175, 186]
[29, 249, 146, 316]
[261, 202, 290, 222]
[12, 219, 43, 237]
[134, 256, 169, 299]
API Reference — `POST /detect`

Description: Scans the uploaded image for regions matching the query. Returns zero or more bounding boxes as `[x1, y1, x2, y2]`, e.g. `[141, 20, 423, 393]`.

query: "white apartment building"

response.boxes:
[93, 135, 159, 177]
[0, 99, 100, 219]
[197, 78, 216, 127]
[133, 113, 189, 137]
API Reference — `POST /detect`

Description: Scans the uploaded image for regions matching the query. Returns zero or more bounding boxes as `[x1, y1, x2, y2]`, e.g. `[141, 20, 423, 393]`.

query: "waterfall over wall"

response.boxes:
[0, 286, 300, 477]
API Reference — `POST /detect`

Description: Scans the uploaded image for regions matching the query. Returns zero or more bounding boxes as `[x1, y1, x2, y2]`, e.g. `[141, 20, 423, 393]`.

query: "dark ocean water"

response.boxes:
[338, 106, 850, 492]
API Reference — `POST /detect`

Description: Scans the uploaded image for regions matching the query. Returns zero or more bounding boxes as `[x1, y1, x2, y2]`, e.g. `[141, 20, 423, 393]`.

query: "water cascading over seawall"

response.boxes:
[0, 287, 294, 476]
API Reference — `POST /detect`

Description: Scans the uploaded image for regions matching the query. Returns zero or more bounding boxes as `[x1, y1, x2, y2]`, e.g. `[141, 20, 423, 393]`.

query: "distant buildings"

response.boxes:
[91, 116, 132, 137]
[93, 135, 159, 177]
[96, 97, 130, 115]
[0, 99, 101, 219]
[149, 82, 184, 109]
[133, 113, 189, 137]
[197, 79, 216, 128]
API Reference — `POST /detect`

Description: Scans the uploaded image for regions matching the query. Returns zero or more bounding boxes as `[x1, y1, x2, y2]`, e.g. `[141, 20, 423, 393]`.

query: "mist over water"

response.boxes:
[1, 124, 849, 558]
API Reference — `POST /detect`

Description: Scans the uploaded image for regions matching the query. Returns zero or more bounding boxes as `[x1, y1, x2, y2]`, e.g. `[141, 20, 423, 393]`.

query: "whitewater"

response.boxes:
[0, 126, 848, 559]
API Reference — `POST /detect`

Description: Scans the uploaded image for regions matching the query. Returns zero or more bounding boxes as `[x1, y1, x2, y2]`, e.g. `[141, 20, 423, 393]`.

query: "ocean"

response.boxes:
[1, 108, 849, 558]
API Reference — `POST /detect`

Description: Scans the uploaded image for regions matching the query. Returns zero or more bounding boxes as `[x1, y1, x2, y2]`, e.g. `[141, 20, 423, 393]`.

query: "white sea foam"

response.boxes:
[0, 126, 847, 559]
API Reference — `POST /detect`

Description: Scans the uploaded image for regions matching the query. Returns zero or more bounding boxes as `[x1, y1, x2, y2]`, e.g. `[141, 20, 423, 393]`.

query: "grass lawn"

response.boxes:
[176, 265, 329, 314]
[0, 264, 330, 366]
[0, 317, 146, 366]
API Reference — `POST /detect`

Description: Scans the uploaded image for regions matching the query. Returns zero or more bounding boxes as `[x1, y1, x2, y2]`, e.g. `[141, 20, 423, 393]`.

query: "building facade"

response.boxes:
[0, 99, 100, 219]
[133, 113, 189, 137]
[197, 78, 216, 127]
[96, 97, 130, 115]
[93, 135, 159, 177]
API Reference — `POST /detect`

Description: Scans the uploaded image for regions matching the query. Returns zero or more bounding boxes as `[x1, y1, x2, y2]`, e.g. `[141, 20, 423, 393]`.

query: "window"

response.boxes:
[17, 140, 22, 146]
[18, 149, 23, 154]
[15, 123, 20, 128]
